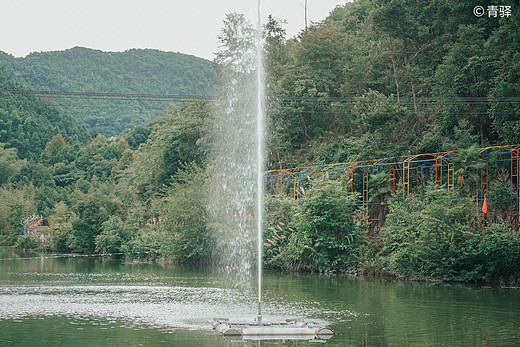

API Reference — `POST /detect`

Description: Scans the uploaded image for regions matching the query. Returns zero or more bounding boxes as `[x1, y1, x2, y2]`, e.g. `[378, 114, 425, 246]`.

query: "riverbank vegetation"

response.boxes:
[1, 0, 519, 284]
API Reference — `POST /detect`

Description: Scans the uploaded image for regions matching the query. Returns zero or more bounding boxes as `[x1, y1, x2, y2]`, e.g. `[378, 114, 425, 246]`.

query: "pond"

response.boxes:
[1, 248, 519, 346]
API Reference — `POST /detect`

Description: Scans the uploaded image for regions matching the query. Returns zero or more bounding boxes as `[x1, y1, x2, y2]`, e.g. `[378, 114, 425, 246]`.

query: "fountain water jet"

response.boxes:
[255, 0, 264, 327]
[210, 0, 333, 340]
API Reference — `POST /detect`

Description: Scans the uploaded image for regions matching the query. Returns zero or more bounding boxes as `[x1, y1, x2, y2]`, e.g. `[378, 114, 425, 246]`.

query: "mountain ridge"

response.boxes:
[0, 47, 216, 136]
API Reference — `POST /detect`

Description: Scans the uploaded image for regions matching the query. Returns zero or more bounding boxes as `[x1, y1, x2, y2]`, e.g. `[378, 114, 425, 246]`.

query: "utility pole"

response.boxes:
[304, 0, 308, 30]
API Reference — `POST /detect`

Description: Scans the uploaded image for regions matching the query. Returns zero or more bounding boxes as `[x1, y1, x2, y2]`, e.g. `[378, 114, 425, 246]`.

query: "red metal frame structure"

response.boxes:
[477, 146, 515, 228]
[435, 150, 458, 191]
[264, 144, 520, 231]
[373, 157, 398, 193]
[480, 158, 489, 227]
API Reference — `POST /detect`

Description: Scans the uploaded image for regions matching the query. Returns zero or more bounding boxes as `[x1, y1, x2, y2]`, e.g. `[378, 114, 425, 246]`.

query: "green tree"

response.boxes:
[264, 15, 289, 96]
[295, 23, 344, 96]
[214, 13, 256, 73]
[71, 188, 121, 253]
[74, 134, 121, 179]
[131, 101, 210, 197]
[10, 161, 55, 188]
[40, 134, 73, 165]
[369, 171, 394, 205]
[0, 184, 37, 245]
[0, 48, 215, 137]
[453, 144, 485, 195]
[156, 163, 213, 264]
[0, 144, 24, 185]
[488, 6, 520, 145]
[123, 124, 153, 150]
[95, 216, 134, 253]
[353, 90, 407, 153]
[45, 201, 75, 252]
[488, 173, 515, 223]
[472, 224, 520, 282]
[0, 71, 89, 159]
[159, 101, 211, 183]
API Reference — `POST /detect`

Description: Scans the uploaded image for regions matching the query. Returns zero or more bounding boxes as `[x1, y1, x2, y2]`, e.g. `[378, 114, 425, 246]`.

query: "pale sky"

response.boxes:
[0, 0, 347, 61]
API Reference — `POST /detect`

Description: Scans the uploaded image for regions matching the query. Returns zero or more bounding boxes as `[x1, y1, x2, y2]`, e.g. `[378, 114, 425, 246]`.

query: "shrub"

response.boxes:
[264, 178, 364, 272]
[95, 216, 134, 253]
[13, 235, 41, 253]
[381, 184, 477, 280]
[472, 224, 520, 282]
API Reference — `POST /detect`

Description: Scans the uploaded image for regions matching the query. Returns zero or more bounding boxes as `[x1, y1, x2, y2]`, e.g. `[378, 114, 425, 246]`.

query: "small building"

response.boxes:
[22, 215, 49, 239]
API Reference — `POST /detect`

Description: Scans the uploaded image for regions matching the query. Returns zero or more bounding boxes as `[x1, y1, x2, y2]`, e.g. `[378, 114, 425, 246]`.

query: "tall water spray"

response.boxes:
[210, 1, 265, 322]
[255, 0, 264, 324]
[210, 5, 335, 338]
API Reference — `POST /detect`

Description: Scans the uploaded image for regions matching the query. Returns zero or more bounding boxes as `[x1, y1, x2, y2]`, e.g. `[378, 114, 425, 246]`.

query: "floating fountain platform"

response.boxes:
[211, 317, 334, 340]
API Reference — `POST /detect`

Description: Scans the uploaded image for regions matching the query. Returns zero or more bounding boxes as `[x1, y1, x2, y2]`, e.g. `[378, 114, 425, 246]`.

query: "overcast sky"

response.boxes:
[0, 0, 347, 61]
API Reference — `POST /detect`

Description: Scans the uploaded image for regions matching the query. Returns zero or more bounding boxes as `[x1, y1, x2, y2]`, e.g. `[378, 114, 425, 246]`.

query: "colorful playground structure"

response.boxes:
[265, 145, 520, 231]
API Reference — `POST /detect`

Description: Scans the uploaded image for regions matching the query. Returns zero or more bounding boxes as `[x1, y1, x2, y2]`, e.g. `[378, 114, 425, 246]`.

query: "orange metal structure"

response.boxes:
[265, 144, 520, 231]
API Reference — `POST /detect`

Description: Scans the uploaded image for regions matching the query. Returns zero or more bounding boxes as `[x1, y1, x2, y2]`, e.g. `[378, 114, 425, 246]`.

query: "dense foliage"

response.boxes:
[264, 0, 518, 165]
[0, 47, 215, 136]
[0, 71, 90, 160]
[381, 185, 520, 282]
[1, 0, 519, 283]
[264, 179, 364, 272]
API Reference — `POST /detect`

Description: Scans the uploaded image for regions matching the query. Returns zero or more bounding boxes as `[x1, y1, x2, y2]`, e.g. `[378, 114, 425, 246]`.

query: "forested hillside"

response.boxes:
[0, 47, 215, 136]
[264, 0, 519, 167]
[1, 0, 519, 283]
[0, 70, 90, 160]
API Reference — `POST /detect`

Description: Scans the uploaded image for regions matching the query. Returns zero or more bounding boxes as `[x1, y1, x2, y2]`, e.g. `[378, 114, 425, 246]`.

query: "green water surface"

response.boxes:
[0, 248, 519, 346]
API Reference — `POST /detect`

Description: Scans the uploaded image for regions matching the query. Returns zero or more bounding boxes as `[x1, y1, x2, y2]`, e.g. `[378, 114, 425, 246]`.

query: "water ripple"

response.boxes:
[0, 284, 352, 331]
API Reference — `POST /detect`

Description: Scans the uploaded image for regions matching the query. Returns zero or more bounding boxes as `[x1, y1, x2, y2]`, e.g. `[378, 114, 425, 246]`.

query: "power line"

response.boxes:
[2, 89, 520, 105]
[274, 96, 520, 105]
[0, 89, 213, 102]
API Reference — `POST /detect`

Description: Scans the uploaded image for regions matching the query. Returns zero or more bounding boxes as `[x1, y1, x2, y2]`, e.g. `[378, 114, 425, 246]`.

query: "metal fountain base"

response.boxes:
[211, 317, 334, 341]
